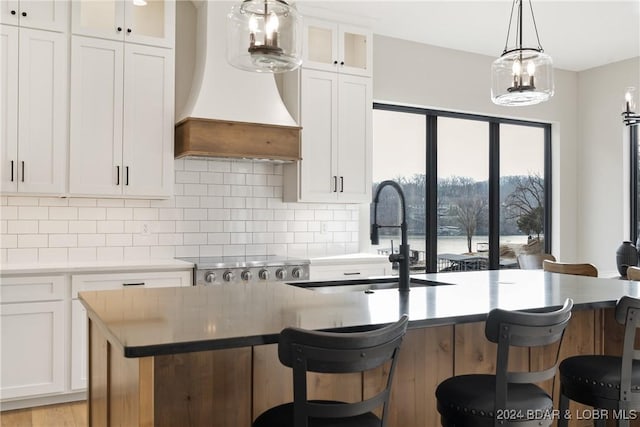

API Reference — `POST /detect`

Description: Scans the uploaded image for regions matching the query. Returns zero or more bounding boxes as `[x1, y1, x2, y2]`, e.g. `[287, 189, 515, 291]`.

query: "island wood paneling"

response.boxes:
[154, 348, 252, 427]
[87, 308, 636, 427]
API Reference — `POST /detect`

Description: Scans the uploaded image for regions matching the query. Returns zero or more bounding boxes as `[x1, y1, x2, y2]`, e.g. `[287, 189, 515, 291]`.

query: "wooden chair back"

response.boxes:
[517, 253, 556, 270]
[626, 266, 640, 280]
[542, 260, 598, 277]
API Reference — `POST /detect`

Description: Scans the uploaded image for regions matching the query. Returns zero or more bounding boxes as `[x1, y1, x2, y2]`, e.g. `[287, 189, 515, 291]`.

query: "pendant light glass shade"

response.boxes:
[227, 0, 302, 73]
[491, 0, 554, 106]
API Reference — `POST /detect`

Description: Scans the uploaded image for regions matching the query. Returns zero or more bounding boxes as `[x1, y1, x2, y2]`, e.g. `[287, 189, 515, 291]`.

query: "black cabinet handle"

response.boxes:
[116, 165, 120, 185]
[10, 10, 16, 15]
[122, 282, 145, 286]
[10, 161, 14, 182]
[125, 166, 129, 185]
[343, 272, 361, 276]
[21, 161, 24, 182]
[333, 176, 337, 192]
[117, 26, 122, 32]
[340, 61, 344, 66]
[333, 60, 338, 65]
[21, 11, 26, 17]
[126, 28, 132, 34]
[340, 176, 344, 192]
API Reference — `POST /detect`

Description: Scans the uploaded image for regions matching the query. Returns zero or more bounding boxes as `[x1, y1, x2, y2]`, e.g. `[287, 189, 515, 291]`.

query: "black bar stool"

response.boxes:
[435, 299, 573, 427]
[558, 296, 640, 427]
[253, 315, 409, 427]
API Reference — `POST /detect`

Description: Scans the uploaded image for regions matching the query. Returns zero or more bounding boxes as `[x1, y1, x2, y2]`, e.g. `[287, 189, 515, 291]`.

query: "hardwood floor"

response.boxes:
[0, 401, 86, 427]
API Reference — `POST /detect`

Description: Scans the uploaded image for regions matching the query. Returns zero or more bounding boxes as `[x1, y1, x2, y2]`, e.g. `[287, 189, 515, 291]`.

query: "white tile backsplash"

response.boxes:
[0, 159, 360, 264]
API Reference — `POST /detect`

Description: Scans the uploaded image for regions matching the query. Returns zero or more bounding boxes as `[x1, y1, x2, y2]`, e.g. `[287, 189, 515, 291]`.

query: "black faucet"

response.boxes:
[370, 180, 410, 292]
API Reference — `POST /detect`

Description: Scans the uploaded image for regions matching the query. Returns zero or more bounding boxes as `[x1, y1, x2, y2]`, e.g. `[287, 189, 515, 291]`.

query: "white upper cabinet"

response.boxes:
[69, 36, 174, 198]
[283, 69, 372, 203]
[303, 18, 372, 77]
[1, 0, 69, 32]
[71, 0, 174, 48]
[0, 25, 67, 195]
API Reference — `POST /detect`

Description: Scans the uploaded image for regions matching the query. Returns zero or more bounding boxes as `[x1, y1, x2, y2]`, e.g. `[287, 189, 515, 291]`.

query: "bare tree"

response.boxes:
[450, 177, 488, 253]
[503, 174, 544, 239]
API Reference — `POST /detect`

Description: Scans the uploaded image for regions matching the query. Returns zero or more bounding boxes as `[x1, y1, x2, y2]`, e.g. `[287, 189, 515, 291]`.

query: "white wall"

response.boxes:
[576, 57, 640, 272]
[371, 35, 580, 263]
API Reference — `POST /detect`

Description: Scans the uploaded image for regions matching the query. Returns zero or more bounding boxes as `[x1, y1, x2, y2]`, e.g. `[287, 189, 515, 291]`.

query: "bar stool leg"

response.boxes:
[558, 385, 570, 427]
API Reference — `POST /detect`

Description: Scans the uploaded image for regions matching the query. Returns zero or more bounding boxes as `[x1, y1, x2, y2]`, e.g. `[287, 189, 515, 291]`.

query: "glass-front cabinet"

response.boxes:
[71, 0, 174, 47]
[303, 17, 371, 77]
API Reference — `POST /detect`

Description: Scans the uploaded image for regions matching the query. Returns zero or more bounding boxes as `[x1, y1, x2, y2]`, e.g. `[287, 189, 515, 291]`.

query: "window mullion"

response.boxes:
[489, 122, 500, 270]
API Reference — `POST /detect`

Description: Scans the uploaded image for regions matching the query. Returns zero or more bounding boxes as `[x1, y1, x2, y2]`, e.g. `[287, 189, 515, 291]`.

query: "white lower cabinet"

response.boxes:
[70, 270, 191, 390]
[0, 267, 192, 408]
[0, 275, 66, 400]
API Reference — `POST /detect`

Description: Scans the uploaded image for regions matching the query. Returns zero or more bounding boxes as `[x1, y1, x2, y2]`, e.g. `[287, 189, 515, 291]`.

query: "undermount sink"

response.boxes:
[288, 277, 454, 294]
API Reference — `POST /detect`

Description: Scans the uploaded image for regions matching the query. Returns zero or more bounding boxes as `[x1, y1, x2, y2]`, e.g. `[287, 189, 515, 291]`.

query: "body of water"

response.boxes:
[376, 235, 529, 256]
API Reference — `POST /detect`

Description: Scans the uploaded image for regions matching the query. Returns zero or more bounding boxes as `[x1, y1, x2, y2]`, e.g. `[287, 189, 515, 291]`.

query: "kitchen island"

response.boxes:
[80, 270, 637, 427]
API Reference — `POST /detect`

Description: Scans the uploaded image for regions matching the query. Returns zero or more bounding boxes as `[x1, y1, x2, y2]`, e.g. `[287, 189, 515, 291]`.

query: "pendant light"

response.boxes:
[491, 0, 554, 106]
[623, 87, 640, 126]
[227, 0, 302, 73]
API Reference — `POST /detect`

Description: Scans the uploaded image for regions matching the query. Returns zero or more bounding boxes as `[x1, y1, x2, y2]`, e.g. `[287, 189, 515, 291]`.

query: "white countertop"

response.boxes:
[309, 253, 390, 266]
[0, 258, 194, 275]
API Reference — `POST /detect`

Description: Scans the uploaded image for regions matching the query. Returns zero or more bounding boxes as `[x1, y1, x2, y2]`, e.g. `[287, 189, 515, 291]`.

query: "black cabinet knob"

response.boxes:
[117, 26, 122, 32]
[126, 28, 131, 34]
[340, 61, 344, 66]
[21, 11, 26, 17]
[333, 60, 338, 65]
[10, 10, 16, 15]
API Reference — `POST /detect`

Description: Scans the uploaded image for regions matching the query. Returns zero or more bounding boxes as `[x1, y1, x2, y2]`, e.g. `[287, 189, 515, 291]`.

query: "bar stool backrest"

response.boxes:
[518, 253, 556, 270]
[542, 260, 598, 277]
[614, 296, 640, 404]
[484, 299, 573, 413]
[626, 266, 640, 281]
[278, 315, 409, 427]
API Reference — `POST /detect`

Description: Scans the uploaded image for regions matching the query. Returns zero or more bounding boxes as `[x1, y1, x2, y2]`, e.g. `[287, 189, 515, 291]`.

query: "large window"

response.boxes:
[372, 104, 551, 273]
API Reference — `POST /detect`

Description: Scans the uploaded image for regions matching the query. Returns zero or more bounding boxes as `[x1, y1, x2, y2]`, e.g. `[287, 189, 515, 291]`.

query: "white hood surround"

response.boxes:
[175, 1, 301, 161]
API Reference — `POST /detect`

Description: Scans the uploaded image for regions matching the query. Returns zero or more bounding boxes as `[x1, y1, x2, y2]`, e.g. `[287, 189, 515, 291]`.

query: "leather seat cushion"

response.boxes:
[559, 355, 640, 404]
[436, 374, 553, 426]
[253, 401, 382, 427]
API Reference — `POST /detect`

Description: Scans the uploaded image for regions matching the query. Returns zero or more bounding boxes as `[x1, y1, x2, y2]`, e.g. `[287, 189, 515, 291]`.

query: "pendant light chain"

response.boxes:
[527, 0, 544, 52]
[502, 0, 517, 55]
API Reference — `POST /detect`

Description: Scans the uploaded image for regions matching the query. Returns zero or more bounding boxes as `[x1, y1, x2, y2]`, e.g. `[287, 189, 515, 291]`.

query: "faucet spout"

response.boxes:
[371, 180, 411, 292]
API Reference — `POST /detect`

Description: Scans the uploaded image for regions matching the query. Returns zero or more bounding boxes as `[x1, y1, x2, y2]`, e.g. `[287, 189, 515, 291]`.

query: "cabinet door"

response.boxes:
[124, 0, 174, 48]
[299, 69, 339, 202]
[69, 36, 124, 196]
[0, 25, 18, 193]
[337, 74, 371, 202]
[122, 43, 174, 197]
[72, 0, 174, 47]
[2, 0, 69, 32]
[337, 24, 372, 77]
[71, 0, 124, 41]
[1, 301, 65, 399]
[302, 17, 339, 73]
[17, 27, 67, 194]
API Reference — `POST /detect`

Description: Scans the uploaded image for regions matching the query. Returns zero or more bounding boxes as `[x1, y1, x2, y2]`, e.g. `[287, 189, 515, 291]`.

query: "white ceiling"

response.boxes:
[297, 1, 640, 72]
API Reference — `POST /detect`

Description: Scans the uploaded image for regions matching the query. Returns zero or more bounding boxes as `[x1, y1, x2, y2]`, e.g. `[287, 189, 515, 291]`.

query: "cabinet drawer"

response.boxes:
[71, 270, 191, 298]
[310, 264, 388, 281]
[0, 275, 66, 303]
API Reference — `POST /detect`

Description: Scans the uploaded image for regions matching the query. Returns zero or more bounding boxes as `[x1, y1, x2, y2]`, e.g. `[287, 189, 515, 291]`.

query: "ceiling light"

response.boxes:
[491, 0, 554, 106]
[623, 87, 640, 126]
[227, 0, 302, 73]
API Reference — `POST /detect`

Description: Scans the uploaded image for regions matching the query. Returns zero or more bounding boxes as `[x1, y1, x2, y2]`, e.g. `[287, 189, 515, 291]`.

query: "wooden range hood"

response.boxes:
[175, 117, 301, 161]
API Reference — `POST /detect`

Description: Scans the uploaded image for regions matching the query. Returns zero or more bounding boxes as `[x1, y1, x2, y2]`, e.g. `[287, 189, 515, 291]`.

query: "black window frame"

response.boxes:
[373, 103, 552, 272]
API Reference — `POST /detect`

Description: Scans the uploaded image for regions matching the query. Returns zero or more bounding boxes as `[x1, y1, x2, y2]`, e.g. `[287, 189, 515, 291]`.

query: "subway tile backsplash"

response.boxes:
[0, 159, 360, 264]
